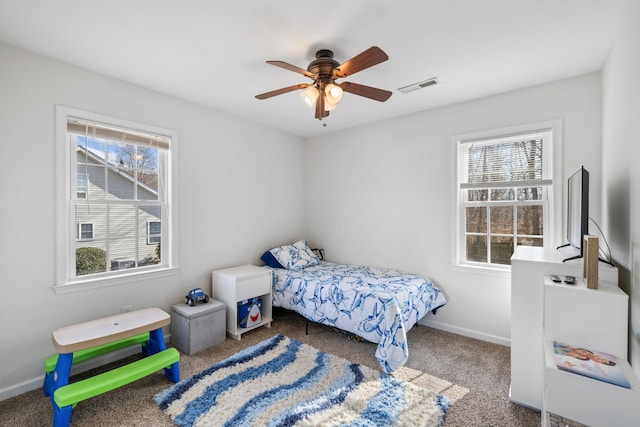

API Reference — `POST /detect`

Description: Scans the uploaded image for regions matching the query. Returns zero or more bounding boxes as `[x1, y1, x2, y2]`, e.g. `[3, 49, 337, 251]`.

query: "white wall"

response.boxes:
[602, 1, 640, 373]
[305, 73, 604, 344]
[0, 43, 305, 397]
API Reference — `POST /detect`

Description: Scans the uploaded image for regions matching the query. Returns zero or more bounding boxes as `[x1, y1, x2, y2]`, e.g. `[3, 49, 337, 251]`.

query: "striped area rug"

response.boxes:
[154, 334, 451, 427]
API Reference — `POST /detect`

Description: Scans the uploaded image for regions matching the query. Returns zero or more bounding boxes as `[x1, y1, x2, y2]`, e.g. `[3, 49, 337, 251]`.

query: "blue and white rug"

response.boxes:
[155, 334, 451, 427]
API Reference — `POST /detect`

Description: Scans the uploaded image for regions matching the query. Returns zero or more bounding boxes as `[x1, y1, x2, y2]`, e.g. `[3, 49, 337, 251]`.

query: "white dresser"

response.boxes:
[510, 246, 618, 410]
[542, 276, 635, 426]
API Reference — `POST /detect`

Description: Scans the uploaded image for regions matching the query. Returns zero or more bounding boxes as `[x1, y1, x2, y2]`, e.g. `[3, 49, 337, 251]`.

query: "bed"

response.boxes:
[261, 241, 447, 373]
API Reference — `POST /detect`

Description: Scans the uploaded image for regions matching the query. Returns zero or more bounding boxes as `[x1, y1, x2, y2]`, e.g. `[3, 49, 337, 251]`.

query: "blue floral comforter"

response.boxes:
[267, 262, 447, 373]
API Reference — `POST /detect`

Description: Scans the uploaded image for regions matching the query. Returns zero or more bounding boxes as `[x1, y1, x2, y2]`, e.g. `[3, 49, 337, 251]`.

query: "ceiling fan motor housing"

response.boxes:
[308, 49, 340, 85]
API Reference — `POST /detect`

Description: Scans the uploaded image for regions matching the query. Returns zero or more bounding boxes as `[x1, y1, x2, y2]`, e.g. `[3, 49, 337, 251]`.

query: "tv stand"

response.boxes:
[543, 277, 632, 426]
[556, 243, 614, 266]
[510, 246, 619, 410]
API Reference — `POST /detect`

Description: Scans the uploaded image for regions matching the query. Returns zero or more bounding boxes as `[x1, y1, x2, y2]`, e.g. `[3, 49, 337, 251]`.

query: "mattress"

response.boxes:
[267, 261, 447, 372]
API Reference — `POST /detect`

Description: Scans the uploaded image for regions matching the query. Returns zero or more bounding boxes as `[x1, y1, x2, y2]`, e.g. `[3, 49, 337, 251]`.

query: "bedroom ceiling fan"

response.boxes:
[255, 46, 392, 120]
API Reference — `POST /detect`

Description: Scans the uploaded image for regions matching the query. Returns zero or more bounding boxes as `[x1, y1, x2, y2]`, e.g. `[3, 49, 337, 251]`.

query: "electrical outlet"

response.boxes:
[121, 305, 132, 313]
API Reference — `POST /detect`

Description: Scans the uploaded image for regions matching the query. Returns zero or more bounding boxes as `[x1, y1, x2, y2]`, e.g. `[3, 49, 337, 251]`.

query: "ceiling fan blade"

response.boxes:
[266, 60, 317, 79]
[333, 46, 389, 78]
[340, 82, 392, 102]
[255, 84, 310, 100]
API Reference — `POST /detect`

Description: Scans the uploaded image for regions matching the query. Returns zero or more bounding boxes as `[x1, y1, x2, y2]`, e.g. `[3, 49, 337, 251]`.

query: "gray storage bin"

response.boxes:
[171, 300, 225, 355]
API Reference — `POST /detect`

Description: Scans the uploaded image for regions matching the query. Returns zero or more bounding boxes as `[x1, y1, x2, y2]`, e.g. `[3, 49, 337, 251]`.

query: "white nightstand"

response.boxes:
[211, 265, 272, 340]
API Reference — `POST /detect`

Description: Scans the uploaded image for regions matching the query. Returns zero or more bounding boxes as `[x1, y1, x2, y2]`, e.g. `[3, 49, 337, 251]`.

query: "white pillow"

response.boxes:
[270, 240, 320, 270]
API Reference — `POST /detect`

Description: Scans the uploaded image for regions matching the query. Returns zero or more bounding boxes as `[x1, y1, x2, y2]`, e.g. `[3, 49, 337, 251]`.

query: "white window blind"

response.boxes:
[460, 132, 552, 190]
[67, 118, 170, 150]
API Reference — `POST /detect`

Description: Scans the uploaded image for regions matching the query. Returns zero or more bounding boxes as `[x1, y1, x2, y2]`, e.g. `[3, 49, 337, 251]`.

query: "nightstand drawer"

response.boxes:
[237, 275, 271, 300]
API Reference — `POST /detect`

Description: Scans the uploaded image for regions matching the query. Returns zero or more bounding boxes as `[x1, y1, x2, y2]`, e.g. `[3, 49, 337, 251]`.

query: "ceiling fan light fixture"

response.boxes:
[325, 83, 343, 104]
[325, 98, 339, 111]
[301, 86, 319, 107]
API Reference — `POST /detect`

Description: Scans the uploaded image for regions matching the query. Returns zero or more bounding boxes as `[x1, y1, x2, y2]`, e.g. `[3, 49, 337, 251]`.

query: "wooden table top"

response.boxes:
[52, 307, 170, 353]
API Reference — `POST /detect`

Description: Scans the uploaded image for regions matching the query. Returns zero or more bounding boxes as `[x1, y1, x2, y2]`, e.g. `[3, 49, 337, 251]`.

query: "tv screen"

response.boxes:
[567, 166, 589, 256]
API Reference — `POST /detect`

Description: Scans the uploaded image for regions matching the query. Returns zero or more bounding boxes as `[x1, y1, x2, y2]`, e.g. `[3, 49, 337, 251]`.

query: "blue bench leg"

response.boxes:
[164, 361, 180, 383]
[53, 404, 72, 427]
[143, 328, 167, 355]
[44, 353, 72, 397]
[144, 328, 179, 382]
[45, 353, 73, 426]
[43, 372, 53, 397]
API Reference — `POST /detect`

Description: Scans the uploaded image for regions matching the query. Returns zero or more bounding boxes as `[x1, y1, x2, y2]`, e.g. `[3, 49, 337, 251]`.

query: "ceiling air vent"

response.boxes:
[398, 77, 438, 94]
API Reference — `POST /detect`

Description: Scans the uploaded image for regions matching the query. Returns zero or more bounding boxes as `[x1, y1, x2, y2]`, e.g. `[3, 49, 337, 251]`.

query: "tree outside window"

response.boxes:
[456, 127, 554, 268]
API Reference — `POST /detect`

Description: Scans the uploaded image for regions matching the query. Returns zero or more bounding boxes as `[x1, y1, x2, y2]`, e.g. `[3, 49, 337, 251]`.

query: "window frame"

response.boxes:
[147, 220, 161, 245]
[451, 120, 562, 273]
[55, 106, 179, 293]
[76, 222, 94, 241]
[76, 172, 88, 199]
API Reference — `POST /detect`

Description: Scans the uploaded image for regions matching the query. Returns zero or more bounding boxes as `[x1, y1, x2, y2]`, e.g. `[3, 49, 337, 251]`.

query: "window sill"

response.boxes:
[53, 267, 178, 295]
[450, 262, 511, 279]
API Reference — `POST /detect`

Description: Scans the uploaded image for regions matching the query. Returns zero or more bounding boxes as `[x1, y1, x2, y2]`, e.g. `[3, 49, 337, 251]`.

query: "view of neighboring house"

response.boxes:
[75, 143, 161, 273]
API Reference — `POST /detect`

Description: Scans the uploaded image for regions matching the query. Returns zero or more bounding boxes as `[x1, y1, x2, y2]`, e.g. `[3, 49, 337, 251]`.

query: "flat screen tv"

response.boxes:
[565, 166, 589, 258]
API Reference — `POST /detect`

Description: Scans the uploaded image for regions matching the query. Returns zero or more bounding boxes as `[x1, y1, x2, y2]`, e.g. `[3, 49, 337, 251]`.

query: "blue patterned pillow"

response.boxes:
[270, 240, 320, 270]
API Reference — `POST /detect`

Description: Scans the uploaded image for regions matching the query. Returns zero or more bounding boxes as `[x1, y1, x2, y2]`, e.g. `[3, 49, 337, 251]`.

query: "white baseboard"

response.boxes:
[0, 334, 172, 402]
[0, 375, 45, 402]
[419, 318, 511, 347]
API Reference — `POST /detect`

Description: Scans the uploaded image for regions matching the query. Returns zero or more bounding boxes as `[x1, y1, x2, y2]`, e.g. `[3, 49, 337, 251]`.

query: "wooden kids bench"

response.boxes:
[43, 308, 180, 427]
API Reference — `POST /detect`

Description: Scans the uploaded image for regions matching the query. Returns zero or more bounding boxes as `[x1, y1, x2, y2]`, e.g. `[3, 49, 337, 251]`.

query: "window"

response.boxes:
[453, 121, 561, 270]
[77, 173, 88, 198]
[147, 220, 161, 244]
[56, 106, 179, 291]
[76, 223, 94, 240]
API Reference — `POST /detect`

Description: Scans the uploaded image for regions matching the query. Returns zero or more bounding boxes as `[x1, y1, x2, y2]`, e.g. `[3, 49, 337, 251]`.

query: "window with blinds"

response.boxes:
[55, 106, 178, 290]
[456, 129, 554, 267]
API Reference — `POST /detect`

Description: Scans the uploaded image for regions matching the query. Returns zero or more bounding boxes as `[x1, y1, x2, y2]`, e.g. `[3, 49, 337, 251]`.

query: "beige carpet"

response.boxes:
[0, 308, 540, 426]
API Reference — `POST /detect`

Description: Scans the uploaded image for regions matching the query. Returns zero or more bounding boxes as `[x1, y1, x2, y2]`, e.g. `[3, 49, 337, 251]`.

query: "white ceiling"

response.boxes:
[0, 0, 632, 138]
